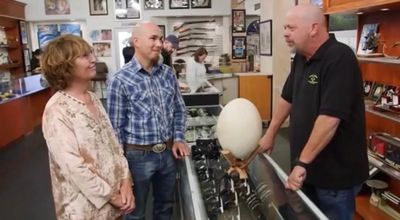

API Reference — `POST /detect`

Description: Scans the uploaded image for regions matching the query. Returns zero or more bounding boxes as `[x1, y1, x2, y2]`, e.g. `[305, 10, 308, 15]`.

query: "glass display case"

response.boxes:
[178, 139, 328, 220]
[185, 106, 221, 143]
[182, 85, 221, 106]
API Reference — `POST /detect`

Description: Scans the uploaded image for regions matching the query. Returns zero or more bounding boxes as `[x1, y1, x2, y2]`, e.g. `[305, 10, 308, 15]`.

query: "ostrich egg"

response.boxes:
[216, 98, 262, 160]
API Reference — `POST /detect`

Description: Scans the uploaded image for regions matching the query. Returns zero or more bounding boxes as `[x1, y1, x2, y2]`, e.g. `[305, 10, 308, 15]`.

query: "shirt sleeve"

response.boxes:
[42, 107, 113, 209]
[319, 47, 360, 121]
[186, 60, 196, 83]
[107, 76, 128, 145]
[171, 72, 187, 142]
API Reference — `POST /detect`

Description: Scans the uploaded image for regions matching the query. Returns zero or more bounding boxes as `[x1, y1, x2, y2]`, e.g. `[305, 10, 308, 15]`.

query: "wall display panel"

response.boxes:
[172, 19, 222, 60]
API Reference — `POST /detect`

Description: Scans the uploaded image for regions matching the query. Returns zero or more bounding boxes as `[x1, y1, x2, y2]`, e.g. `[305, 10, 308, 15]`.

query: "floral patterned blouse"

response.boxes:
[42, 91, 130, 220]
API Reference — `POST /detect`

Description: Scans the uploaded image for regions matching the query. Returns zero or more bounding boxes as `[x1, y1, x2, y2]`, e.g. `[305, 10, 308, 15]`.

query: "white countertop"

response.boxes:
[206, 72, 272, 80]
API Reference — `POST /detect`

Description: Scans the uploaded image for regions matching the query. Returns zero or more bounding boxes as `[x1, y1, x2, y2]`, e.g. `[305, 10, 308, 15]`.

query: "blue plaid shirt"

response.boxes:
[107, 57, 186, 145]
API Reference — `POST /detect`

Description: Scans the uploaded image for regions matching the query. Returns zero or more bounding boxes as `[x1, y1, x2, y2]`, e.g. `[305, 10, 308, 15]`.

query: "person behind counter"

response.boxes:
[186, 47, 209, 93]
[41, 34, 135, 219]
[30, 48, 42, 74]
[258, 4, 368, 220]
[160, 34, 179, 67]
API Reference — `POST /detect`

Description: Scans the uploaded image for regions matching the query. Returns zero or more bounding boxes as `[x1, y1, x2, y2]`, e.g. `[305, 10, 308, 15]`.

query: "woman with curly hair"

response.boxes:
[41, 34, 134, 219]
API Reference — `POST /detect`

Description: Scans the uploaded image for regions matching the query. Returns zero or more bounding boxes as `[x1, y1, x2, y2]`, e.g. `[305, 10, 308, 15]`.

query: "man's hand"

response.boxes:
[258, 131, 275, 154]
[172, 141, 190, 159]
[119, 179, 135, 214]
[285, 166, 306, 191]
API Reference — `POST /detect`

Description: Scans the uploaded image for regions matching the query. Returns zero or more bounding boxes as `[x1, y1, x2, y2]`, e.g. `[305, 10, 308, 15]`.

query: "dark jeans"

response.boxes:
[124, 149, 177, 220]
[303, 183, 362, 220]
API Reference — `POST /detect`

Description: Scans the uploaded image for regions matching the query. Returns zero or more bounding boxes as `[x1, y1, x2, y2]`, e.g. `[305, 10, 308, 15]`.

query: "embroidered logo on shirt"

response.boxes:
[307, 74, 318, 85]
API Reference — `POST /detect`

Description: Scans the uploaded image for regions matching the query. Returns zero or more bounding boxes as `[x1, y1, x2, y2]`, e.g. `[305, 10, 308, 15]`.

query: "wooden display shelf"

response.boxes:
[0, 43, 20, 49]
[365, 103, 400, 124]
[358, 57, 400, 65]
[356, 194, 394, 220]
[0, 62, 21, 70]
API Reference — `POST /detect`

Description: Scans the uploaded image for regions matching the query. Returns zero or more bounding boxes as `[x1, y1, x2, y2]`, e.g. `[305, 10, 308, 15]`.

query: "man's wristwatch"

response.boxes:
[295, 160, 309, 170]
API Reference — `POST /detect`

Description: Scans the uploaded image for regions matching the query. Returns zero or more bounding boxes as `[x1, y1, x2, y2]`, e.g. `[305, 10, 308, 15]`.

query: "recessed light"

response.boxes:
[380, 8, 390, 11]
[356, 11, 364, 15]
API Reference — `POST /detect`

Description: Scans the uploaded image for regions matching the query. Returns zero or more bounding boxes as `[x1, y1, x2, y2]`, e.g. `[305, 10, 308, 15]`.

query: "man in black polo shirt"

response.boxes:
[258, 4, 369, 220]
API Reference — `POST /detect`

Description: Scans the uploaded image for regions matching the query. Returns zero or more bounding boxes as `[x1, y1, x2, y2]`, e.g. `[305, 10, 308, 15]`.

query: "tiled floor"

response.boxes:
[0, 126, 291, 220]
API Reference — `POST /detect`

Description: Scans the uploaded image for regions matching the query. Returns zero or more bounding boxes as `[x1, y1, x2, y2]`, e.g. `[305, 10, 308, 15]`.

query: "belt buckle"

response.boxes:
[152, 143, 166, 153]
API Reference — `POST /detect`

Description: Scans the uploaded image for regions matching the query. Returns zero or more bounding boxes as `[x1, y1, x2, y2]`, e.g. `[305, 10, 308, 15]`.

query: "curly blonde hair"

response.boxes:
[41, 35, 93, 90]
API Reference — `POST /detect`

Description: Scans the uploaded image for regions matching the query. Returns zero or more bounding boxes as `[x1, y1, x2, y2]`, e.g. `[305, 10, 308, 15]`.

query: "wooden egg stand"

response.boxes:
[221, 146, 260, 180]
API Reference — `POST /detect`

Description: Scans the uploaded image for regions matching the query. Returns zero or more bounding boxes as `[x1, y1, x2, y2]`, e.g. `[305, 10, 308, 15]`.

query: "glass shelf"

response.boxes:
[358, 57, 400, 65]
[365, 101, 400, 124]
[368, 151, 400, 181]
[0, 62, 21, 70]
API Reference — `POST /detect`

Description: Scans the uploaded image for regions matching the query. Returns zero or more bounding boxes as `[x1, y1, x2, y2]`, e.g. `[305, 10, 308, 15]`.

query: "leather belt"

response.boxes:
[125, 139, 173, 153]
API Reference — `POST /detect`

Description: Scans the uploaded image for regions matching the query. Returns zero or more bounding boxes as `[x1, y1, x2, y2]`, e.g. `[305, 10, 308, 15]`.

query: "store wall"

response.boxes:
[17, 0, 231, 75]
[260, 0, 292, 118]
[261, 0, 320, 125]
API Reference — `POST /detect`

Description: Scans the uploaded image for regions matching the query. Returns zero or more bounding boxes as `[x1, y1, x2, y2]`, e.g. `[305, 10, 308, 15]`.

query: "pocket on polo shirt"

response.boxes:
[130, 91, 151, 116]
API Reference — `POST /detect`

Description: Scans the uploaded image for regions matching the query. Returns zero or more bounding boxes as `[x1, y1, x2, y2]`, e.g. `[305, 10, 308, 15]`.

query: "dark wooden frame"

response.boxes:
[89, 0, 109, 15]
[260, 19, 272, 56]
[232, 36, 247, 59]
[190, 0, 211, 8]
[232, 9, 246, 33]
[144, 0, 164, 10]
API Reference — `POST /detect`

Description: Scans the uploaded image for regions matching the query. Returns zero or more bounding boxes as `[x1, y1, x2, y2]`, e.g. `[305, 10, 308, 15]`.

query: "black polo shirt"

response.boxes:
[282, 35, 369, 189]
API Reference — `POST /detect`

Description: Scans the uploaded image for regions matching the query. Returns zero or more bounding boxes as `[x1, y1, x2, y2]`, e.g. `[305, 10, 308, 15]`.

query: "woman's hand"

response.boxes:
[119, 179, 135, 214]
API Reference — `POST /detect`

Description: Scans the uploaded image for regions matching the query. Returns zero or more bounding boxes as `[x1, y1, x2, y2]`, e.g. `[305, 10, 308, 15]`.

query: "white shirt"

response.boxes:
[186, 58, 207, 93]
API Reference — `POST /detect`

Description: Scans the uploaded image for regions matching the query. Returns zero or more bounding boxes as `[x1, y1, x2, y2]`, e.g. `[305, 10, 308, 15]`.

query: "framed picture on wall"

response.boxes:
[232, 9, 246, 33]
[44, 0, 71, 15]
[23, 49, 30, 72]
[260, 19, 272, 56]
[310, 0, 323, 8]
[232, 36, 246, 59]
[93, 42, 112, 57]
[115, 0, 141, 19]
[144, 0, 164, 10]
[169, 0, 189, 9]
[158, 25, 166, 39]
[19, 21, 28, 44]
[191, 0, 211, 8]
[89, 0, 108, 15]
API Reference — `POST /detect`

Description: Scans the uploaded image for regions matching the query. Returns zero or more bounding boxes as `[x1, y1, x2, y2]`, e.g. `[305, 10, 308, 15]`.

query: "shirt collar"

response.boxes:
[130, 56, 165, 76]
[307, 34, 337, 62]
